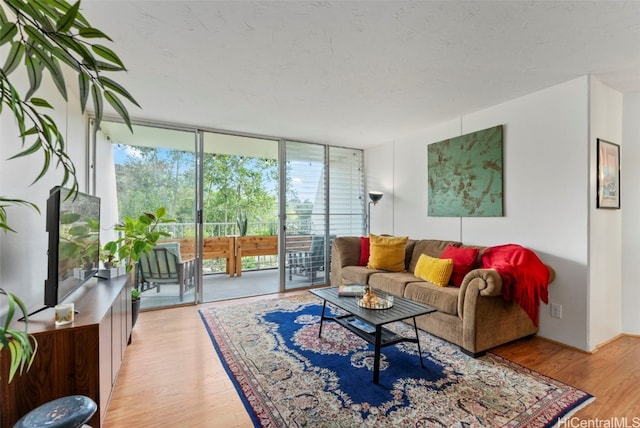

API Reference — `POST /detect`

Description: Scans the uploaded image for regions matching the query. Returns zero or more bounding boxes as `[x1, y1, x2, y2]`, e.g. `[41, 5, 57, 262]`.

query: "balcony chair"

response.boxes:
[287, 235, 334, 283]
[138, 242, 195, 301]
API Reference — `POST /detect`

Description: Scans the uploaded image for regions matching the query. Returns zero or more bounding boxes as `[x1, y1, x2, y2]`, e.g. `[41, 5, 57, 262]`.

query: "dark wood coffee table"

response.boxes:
[310, 286, 436, 384]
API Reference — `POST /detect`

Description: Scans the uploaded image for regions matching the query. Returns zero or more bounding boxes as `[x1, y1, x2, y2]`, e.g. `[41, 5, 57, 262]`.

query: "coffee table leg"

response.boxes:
[373, 325, 382, 384]
[318, 300, 327, 338]
[413, 317, 424, 368]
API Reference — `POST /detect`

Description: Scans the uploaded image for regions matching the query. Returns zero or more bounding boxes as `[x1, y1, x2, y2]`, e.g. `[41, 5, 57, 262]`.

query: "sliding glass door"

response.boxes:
[328, 146, 366, 237]
[94, 121, 198, 310]
[283, 141, 327, 289]
[93, 118, 365, 304]
[200, 131, 280, 300]
[283, 142, 365, 290]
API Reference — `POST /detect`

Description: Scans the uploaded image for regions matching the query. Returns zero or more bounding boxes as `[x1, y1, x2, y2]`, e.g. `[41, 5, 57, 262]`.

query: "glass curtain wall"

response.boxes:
[284, 141, 327, 289]
[200, 131, 280, 301]
[283, 142, 365, 290]
[329, 146, 366, 237]
[93, 119, 365, 304]
[93, 120, 197, 310]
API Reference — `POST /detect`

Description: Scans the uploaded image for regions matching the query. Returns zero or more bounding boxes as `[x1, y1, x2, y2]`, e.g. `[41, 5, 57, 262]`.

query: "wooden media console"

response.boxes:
[0, 275, 131, 427]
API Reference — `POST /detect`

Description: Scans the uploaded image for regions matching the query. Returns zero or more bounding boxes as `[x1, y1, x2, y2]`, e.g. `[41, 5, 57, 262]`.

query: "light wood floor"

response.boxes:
[104, 292, 640, 427]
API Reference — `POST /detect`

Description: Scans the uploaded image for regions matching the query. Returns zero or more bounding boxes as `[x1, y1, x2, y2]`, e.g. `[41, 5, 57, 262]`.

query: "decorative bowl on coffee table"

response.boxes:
[357, 290, 394, 309]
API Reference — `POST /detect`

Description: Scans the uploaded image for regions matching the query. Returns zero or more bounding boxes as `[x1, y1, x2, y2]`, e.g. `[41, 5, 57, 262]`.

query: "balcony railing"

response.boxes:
[156, 221, 314, 238]
[156, 223, 290, 275]
[155, 220, 358, 276]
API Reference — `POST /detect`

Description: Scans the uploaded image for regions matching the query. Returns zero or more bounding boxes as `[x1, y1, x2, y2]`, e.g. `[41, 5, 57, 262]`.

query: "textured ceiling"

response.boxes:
[82, 1, 640, 148]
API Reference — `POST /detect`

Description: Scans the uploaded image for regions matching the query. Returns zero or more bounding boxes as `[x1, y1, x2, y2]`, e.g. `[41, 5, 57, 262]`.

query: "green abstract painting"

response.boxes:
[428, 125, 503, 217]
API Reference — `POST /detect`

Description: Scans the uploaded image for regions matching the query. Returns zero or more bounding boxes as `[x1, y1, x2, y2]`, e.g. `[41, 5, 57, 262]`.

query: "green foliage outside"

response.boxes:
[114, 146, 195, 226]
[114, 148, 280, 237]
[203, 154, 278, 235]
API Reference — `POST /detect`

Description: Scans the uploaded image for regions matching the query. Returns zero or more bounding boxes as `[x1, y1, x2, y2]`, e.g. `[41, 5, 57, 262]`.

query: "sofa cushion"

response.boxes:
[332, 236, 361, 267]
[414, 254, 453, 286]
[368, 272, 421, 297]
[462, 244, 487, 268]
[341, 266, 384, 285]
[358, 236, 370, 266]
[408, 240, 461, 273]
[404, 239, 417, 270]
[440, 245, 479, 287]
[404, 281, 459, 316]
[367, 234, 408, 272]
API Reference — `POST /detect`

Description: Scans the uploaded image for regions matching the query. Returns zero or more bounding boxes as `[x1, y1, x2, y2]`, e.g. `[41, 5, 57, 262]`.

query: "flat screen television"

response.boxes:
[44, 186, 101, 308]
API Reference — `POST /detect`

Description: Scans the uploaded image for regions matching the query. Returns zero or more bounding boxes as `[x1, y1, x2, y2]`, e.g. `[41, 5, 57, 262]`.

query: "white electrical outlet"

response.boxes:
[550, 303, 563, 319]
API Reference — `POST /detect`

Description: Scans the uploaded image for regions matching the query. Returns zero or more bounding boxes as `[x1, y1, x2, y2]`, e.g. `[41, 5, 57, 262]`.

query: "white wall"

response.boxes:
[390, 120, 464, 240]
[588, 77, 623, 349]
[366, 143, 394, 235]
[367, 77, 596, 350]
[0, 75, 87, 314]
[621, 92, 640, 334]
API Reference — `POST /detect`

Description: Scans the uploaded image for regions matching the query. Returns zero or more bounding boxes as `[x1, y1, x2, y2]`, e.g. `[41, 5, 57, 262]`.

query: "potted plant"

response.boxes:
[103, 207, 176, 327]
[0, 290, 36, 383]
[130, 288, 142, 327]
[100, 248, 117, 270]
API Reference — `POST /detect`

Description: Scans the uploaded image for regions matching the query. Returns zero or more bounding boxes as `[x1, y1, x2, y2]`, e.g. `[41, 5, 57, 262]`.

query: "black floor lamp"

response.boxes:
[367, 191, 383, 235]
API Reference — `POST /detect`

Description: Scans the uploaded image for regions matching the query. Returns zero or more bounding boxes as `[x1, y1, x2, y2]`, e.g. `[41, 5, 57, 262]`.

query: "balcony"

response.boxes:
[137, 223, 328, 310]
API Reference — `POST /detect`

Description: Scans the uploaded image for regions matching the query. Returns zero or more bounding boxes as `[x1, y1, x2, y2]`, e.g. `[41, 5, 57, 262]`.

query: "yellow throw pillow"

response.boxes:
[414, 254, 453, 286]
[367, 234, 408, 272]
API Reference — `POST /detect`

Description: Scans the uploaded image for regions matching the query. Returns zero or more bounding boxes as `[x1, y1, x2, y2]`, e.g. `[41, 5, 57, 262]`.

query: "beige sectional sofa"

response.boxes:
[330, 236, 554, 356]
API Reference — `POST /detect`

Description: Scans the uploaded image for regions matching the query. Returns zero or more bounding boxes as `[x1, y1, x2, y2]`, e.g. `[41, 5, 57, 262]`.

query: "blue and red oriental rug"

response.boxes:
[199, 294, 593, 427]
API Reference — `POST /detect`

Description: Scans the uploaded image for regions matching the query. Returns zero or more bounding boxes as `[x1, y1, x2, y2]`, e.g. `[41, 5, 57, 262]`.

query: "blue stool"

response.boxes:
[14, 395, 97, 428]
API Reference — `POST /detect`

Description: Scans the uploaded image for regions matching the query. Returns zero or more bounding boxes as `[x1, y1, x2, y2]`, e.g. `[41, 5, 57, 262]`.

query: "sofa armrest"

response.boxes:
[457, 263, 555, 318]
[457, 269, 502, 318]
[330, 236, 361, 286]
[460, 268, 503, 296]
[547, 265, 556, 284]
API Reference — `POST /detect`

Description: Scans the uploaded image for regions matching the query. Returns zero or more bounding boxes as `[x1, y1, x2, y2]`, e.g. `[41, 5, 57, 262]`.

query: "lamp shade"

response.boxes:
[368, 191, 383, 204]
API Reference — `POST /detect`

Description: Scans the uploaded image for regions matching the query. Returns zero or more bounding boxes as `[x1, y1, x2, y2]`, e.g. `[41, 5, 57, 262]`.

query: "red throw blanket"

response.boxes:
[481, 244, 550, 327]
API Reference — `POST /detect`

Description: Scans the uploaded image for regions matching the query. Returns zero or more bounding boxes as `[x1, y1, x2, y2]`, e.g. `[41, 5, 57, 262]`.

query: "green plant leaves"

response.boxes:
[0, 0, 138, 233]
[104, 208, 176, 270]
[78, 26, 110, 40]
[78, 71, 89, 112]
[2, 41, 24, 75]
[31, 46, 67, 101]
[155, 207, 168, 219]
[0, 198, 39, 232]
[55, 0, 79, 32]
[0, 289, 37, 383]
[0, 22, 17, 45]
[92, 44, 125, 70]
[24, 53, 44, 100]
[91, 82, 103, 130]
[30, 97, 53, 108]
[104, 90, 132, 131]
[99, 76, 140, 107]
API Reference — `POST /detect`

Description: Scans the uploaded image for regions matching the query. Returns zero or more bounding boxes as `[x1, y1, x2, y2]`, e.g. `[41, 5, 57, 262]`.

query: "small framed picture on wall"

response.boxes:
[596, 138, 620, 209]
